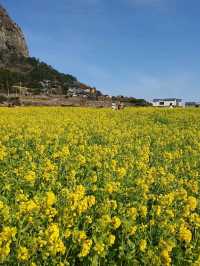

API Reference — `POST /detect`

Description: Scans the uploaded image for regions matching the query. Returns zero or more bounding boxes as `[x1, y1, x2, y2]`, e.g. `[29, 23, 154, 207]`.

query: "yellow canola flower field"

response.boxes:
[0, 107, 200, 265]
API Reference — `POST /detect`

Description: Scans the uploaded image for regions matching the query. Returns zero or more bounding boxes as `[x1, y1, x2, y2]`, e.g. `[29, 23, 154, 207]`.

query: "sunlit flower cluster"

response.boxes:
[0, 107, 200, 265]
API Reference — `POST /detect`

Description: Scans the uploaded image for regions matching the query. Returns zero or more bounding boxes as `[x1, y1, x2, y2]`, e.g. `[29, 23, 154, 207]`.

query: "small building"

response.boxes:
[12, 85, 29, 96]
[152, 98, 182, 107]
[185, 102, 200, 107]
[67, 87, 86, 97]
[112, 103, 117, 110]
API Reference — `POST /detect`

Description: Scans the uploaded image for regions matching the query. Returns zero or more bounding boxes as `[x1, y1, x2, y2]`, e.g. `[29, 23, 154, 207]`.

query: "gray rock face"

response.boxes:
[0, 5, 29, 66]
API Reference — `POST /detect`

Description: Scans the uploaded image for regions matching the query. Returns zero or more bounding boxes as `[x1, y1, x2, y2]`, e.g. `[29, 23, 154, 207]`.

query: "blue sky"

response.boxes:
[2, 0, 200, 100]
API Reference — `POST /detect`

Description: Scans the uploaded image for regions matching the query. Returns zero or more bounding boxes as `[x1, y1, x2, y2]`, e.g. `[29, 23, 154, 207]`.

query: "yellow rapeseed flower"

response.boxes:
[179, 225, 192, 243]
[46, 191, 57, 207]
[94, 242, 105, 255]
[112, 216, 121, 229]
[187, 196, 197, 211]
[17, 246, 29, 261]
[24, 170, 36, 185]
[79, 239, 92, 257]
[139, 239, 147, 252]
[108, 234, 116, 246]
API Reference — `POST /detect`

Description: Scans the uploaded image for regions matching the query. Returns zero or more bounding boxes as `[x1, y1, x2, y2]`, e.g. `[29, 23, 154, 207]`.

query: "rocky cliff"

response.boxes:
[0, 5, 103, 98]
[0, 5, 29, 67]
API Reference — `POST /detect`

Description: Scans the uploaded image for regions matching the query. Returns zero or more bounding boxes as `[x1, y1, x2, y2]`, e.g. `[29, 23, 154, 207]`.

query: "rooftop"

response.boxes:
[153, 98, 182, 103]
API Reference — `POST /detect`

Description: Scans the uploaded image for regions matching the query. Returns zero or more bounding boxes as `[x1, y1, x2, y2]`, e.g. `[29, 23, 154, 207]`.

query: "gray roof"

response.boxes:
[185, 102, 200, 105]
[153, 98, 182, 103]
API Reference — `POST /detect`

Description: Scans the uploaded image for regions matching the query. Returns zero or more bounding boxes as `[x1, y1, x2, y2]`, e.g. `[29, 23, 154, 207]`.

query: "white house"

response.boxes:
[152, 98, 182, 107]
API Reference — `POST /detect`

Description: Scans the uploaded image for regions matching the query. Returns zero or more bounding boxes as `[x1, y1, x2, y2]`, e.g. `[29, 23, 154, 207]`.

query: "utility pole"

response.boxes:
[7, 80, 9, 97]
[20, 81, 22, 96]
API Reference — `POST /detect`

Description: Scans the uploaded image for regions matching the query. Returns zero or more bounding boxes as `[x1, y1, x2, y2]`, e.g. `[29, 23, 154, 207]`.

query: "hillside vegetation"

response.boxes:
[0, 56, 77, 94]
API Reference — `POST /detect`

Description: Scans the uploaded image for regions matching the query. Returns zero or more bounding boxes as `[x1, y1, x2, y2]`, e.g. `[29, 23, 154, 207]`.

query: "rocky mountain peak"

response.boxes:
[0, 4, 29, 66]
